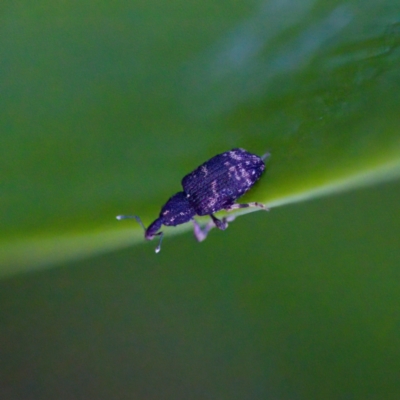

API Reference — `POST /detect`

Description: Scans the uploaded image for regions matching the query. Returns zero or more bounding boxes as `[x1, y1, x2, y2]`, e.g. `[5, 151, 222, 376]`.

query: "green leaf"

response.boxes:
[1, 0, 400, 276]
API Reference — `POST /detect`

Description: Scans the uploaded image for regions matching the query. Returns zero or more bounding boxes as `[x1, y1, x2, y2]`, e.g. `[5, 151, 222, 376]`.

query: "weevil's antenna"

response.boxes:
[134, 215, 146, 231]
[155, 232, 164, 254]
[261, 151, 271, 161]
[116, 215, 163, 253]
[116, 215, 134, 220]
[116, 215, 146, 231]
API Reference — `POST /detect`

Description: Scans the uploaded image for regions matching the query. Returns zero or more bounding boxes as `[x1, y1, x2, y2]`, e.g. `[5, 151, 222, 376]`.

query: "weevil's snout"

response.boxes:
[145, 218, 163, 240]
[130, 215, 159, 241]
[143, 218, 164, 253]
[144, 231, 156, 241]
[144, 230, 164, 253]
[133, 216, 164, 252]
[116, 214, 164, 253]
[145, 229, 164, 253]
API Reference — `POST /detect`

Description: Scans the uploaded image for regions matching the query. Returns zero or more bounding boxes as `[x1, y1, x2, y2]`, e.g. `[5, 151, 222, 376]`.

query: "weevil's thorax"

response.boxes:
[159, 191, 196, 227]
[182, 148, 265, 216]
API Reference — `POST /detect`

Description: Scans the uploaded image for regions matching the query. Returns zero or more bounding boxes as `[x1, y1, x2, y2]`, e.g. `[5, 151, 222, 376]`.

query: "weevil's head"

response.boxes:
[145, 191, 195, 237]
[159, 191, 196, 227]
[131, 192, 195, 253]
[115, 215, 163, 252]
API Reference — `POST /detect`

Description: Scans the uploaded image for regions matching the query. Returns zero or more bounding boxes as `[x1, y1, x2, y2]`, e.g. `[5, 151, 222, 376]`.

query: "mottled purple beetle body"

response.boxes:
[117, 148, 269, 253]
[182, 149, 265, 216]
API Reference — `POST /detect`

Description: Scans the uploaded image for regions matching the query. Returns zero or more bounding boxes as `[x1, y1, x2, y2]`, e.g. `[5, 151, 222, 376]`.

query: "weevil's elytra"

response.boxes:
[117, 148, 270, 253]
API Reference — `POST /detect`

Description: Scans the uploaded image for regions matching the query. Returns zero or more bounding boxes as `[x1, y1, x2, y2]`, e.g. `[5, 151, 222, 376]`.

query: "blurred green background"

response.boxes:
[1, 0, 400, 398]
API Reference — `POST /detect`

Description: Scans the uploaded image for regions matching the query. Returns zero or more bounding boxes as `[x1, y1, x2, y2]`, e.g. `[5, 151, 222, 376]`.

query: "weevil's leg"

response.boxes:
[193, 214, 237, 241]
[261, 151, 271, 161]
[225, 214, 237, 223]
[226, 202, 269, 212]
[210, 213, 236, 230]
[210, 214, 228, 230]
[193, 219, 215, 242]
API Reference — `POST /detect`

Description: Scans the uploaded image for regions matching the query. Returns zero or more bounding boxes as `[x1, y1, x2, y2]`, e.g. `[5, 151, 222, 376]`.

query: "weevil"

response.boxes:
[117, 148, 270, 252]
